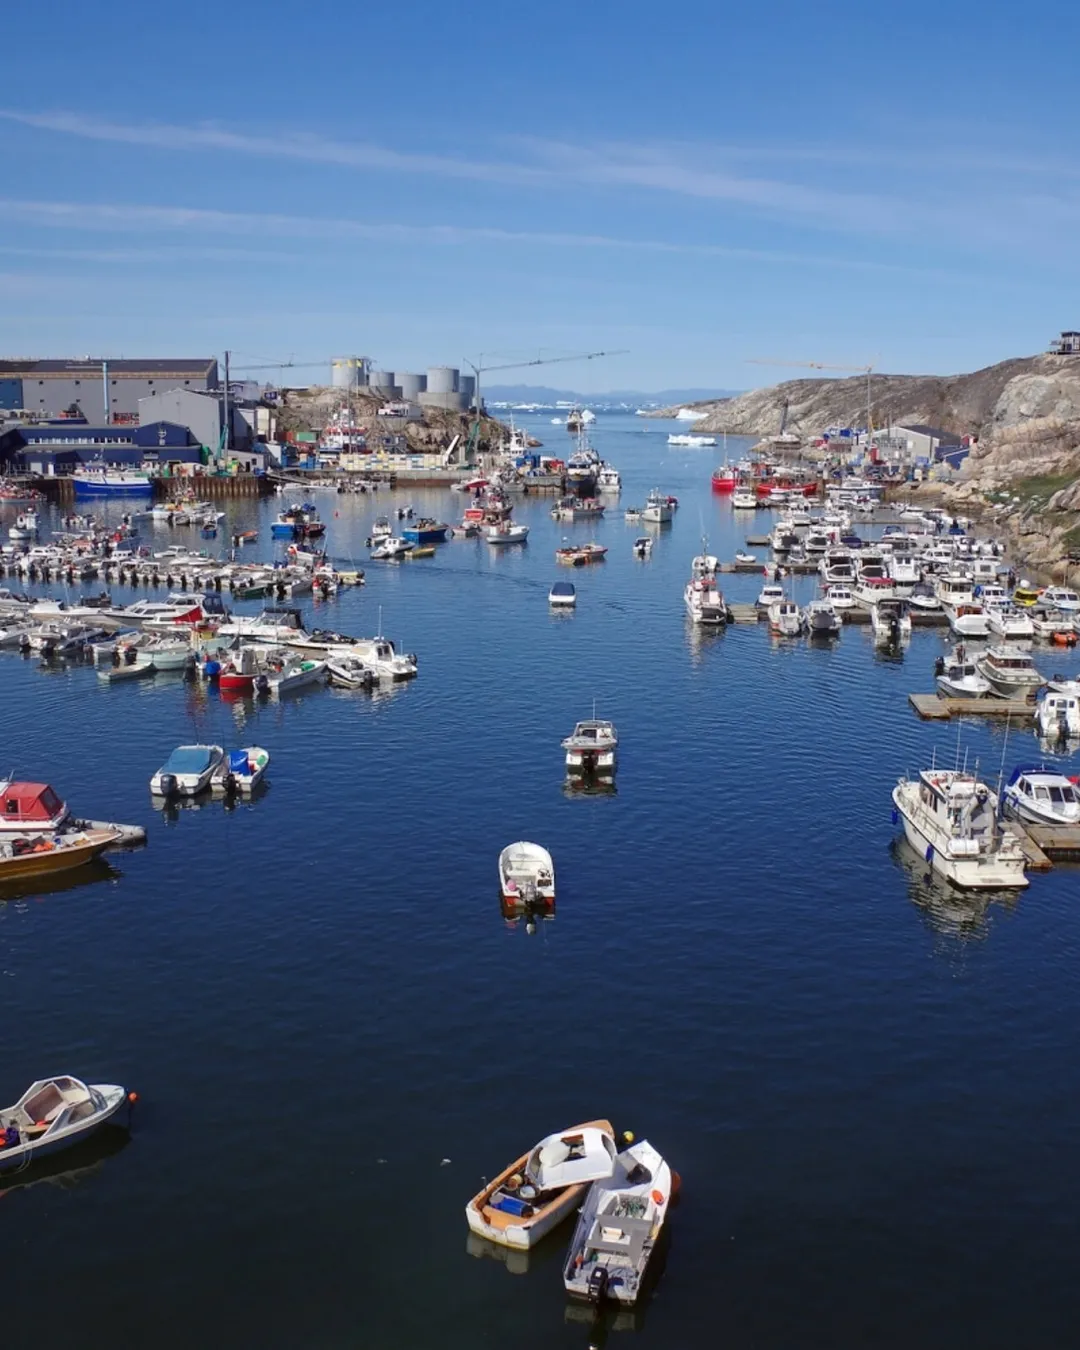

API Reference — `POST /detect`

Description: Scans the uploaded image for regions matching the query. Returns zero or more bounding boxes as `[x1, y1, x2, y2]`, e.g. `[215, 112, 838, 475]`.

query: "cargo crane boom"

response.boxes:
[747, 357, 877, 444]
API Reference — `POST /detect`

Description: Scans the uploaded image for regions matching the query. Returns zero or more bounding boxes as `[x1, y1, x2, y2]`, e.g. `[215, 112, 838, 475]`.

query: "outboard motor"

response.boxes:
[587, 1266, 610, 1305]
[934, 656, 945, 677]
[158, 774, 178, 798]
[888, 615, 900, 645]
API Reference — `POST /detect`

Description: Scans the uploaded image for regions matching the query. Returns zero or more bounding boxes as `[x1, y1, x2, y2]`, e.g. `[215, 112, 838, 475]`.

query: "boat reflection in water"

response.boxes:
[0, 1122, 131, 1200]
[500, 893, 555, 932]
[890, 838, 1021, 942]
[0, 856, 121, 905]
[465, 1230, 533, 1276]
[563, 776, 618, 799]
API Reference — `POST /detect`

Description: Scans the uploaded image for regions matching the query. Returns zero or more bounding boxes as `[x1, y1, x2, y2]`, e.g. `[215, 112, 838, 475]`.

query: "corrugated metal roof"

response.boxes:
[0, 357, 217, 377]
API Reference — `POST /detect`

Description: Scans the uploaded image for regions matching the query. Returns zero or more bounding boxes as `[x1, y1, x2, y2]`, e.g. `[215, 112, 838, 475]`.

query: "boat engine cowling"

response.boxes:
[587, 1265, 610, 1304]
[158, 774, 179, 798]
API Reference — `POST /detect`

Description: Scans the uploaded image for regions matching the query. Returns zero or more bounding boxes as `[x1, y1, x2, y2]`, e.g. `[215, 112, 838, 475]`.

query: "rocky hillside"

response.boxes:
[274, 386, 506, 453]
[663, 353, 1080, 442]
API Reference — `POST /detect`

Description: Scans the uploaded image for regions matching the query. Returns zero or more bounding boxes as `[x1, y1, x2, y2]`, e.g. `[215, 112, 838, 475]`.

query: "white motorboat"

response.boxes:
[139, 637, 195, 671]
[562, 721, 618, 774]
[690, 545, 719, 577]
[768, 600, 803, 636]
[562, 1138, 673, 1307]
[1002, 765, 1080, 827]
[975, 646, 1044, 699]
[908, 581, 942, 612]
[935, 646, 991, 698]
[23, 622, 105, 656]
[735, 551, 757, 564]
[212, 747, 270, 795]
[1041, 586, 1080, 614]
[731, 490, 758, 509]
[597, 464, 622, 493]
[1029, 608, 1078, 643]
[498, 841, 556, 903]
[946, 602, 990, 638]
[892, 768, 1028, 889]
[102, 594, 225, 630]
[824, 584, 856, 610]
[757, 583, 785, 608]
[641, 490, 673, 525]
[264, 656, 327, 697]
[150, 744, 225, 797]
[684, 575, 728, 625]
[549, 582, 577, 608]
[551, 496, 604, 522]
[486, 522, 530, 545]
[218, 606, 306, 644]
[1036, 690, 1080, 740]
[341, 636, 417, 680]
[667, 433, 716, 447]
[887, 555, 920, 595]
[632, 538, 652, 559]
[326, 653, 378, 688]
[0, 1076, 130, 1172]
[870, 598, 912, 646]
[987, 605, 1035, 640]
[370, 536, 412, 560]
[466, 1120, 616, 1250]
[805, 598, 842, 636]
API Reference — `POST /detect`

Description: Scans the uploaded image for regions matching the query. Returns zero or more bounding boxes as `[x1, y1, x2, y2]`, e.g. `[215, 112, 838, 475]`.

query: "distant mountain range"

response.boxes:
[483, 383, 739, 405]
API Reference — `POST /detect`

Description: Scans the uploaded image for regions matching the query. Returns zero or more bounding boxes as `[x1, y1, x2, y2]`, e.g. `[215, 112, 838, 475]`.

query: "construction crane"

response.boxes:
[458, 348, 629, 462]
[747, 358, 877, 444]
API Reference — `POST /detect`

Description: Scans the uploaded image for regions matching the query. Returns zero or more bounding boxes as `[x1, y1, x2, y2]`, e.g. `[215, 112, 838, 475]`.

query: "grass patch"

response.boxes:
[1005, 471, 1078, 508]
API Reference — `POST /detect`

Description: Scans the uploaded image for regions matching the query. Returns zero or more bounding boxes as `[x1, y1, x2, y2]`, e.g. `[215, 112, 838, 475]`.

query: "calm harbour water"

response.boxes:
[2, 413, 1079, 1348]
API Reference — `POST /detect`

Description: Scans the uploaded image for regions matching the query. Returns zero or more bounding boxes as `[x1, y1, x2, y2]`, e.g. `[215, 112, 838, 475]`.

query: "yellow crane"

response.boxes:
[747, 358, 877, 444]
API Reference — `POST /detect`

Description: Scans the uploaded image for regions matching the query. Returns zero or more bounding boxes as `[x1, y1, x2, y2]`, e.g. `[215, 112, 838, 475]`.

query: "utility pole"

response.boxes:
[222, 349, 231, 460]
[102, 358, 109, 425]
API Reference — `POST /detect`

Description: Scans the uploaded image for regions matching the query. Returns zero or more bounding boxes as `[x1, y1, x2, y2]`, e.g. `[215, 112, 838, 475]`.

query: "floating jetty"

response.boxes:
[908, 694, 1036, 721]
[728, 605, 947, 627]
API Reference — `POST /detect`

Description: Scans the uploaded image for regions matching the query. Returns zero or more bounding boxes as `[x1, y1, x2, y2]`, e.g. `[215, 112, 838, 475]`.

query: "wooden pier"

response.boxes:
[908, 693, 1036, 721]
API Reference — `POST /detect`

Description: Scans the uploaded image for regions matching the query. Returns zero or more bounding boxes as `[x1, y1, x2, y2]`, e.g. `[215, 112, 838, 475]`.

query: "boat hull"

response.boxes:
[892, 786, 1028, 889]
[0, 1084, 128, 1172]
[0, 830, 119, 881]
[73, 478, 152, 498]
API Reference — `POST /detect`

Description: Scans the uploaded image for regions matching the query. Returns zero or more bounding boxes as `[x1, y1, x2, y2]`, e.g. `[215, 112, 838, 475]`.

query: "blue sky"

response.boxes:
[2, 0, 1077, 392]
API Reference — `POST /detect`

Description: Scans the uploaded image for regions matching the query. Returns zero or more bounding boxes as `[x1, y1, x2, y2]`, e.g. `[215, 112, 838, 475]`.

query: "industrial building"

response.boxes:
[0, 420, 204, 476]
[0, 358, 219, 419]
[330, 356, 475, 412]
[138, 388, 252, 454]
[1050, 331, 1080, 356]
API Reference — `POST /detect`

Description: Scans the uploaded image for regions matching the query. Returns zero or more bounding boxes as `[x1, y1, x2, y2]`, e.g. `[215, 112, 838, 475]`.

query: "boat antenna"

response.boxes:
[996, 713, 1011, 803]
[377, 603, 382, 639]
[954, 710, 962, 771]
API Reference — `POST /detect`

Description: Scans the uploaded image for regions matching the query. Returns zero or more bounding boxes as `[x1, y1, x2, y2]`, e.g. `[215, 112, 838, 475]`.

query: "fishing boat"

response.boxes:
[892, 768, 1028, 889]
[805, 598, 842, 636]
[0, 1076, 131, 1171]
[465, 1121, 616, 1250]
[562, 720, 618, 774]
[326, 653, 378, 688]
[684, 575, 728, 625]
[552, 496, 605, 522]
[486, 522, 530, 545]
[218, 646, 260, 694]
[768, 599, 803, 636]
[72, 468, 152, 498]
[549, 581, 577, 608]
[870, 598, 912, 646]
[400, 518, 449, 545]
[935, 646, 991, 698]
[556, 544, 607, 566]
[1002, 765, 1080, 827]
[139, 637, 194, 671]
[498, 841, 555, 904]
[212, 748, 270, 796]
[711, 467, 737, 493]
[975, 646, 1044, 700]
[0, 828, 122, 883]
[597, 464, 621, 493]
[562, 1137, 673, 1307]
[641, 490, 673, 525]
[1036, 690, 1080, 740]
[149, 745, 225, 797]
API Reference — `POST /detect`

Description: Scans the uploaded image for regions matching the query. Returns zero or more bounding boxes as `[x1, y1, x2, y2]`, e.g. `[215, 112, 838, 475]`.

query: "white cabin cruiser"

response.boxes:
[150, 744, 225, 797]
[562, 720, 618, 774]
[218, 606, 305, 643]
[987, 605, 1034, 640]
[562, 1138, 673, 1307]
[597, 464, 621, 493]
[908, 581, 942, 612]
[892, 768, 1028, 889]
[486, 522, 530, 545]
[1035, 691, 1080, 740]
[684, 575, 728, 625]
[1002, 765, 1080, 827]
[1041, 586, 1080, 614]
[946, 602, 990, 638]
[975, 646, 1043, 700]
[805, 598, 842, 636]
[498, 841, 556, 903]
[370, 536, 411, 560]
[757, 583, 785, 608]
[0, 1076, 129, 1172]
[731, 490, 758, 509]
[935, 646, 991, 699]
[342, 637, 417, 680]
[768, 600, 803, 636]
[870, 598, 912, 646]
[824, 584, 856, 610]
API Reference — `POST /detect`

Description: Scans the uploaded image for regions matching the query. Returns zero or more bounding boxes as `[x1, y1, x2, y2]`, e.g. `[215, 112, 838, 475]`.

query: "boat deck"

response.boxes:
[908, 693, 1036, 721]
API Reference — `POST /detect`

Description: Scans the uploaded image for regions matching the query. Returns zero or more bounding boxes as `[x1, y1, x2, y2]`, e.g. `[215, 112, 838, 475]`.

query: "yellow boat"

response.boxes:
[0, 829, 121, 882]
[405, 546, 436, 560]
[1013, 585, 1042, 607]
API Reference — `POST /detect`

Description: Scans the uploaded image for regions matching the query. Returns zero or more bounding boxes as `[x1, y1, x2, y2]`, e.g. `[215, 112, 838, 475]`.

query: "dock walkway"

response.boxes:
[908, 694, 1035, 721]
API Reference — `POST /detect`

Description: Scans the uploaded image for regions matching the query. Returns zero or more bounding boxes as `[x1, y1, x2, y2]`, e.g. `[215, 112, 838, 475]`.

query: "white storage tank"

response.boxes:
[331, 356, 368, 389]
[459, 373, 476, 404]
[426, 366, 459, 395]
[396, 372, 426, 400]
[369, 370, 396, 392]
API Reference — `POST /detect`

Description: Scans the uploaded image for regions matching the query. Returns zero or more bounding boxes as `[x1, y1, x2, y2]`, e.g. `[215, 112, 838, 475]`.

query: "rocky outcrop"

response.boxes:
[274, 386, 505, 452]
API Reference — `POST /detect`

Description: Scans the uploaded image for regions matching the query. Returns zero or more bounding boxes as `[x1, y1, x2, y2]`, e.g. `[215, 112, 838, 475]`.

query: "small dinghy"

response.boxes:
[735, 551, 757, 564]
[150, 745, 225, 797]
[0, 1076, 130, 1172]
[465, 1121, 616, 1250]
[97, 658, 155, 683]
[213, 747, 270, 796]
[563, 1137, 674, 1307]
[498, 841, 555, 904]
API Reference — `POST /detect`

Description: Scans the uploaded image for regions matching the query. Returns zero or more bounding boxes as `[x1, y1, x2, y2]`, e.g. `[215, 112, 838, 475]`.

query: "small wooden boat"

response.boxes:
[0, 828, 122, 881]
[0, 1076, 131, 1172]
[498, 841, 555, 904]
[405, 545, 436, 559]
[563, 1138, 674, 1306]
[465, 1121, 616, 1250]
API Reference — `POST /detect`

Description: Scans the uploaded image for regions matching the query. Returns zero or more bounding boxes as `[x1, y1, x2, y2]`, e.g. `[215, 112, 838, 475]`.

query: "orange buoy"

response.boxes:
[651, 1189, 665, 1205]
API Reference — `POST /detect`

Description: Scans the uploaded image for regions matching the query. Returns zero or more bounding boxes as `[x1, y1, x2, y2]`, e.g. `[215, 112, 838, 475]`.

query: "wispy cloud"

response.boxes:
[0, 197, 960, 278]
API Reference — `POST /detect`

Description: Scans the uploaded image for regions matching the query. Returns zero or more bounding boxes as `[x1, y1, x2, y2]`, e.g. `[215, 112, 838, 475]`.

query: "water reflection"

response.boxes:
[465, 1231, 532, 1276]
[890, 838, 1021, 942]
[562, 777, 618, 799]
[684, 622, 727, 666]
[0, 857, 121, 905]
[0, 1123, 130, 1200]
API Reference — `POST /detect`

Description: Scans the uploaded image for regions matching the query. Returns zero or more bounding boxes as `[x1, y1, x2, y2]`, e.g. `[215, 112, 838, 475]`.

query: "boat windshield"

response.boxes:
[162, 747, 214, 774]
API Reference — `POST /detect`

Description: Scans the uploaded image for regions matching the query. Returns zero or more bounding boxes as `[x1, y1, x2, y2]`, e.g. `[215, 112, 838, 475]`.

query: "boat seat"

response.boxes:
[586, 1214, 652, 1263]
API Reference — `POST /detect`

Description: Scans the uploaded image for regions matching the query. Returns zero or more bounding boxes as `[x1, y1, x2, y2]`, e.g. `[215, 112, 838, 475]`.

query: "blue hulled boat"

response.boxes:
[401, 519, 449, 545]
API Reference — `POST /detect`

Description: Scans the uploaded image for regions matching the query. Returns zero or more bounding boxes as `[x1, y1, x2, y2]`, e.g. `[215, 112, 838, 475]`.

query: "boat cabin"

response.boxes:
[0, 782, 68, 832]
[918, 771, 996, 841]
[526, 1128, 617, 1192]
[1006, 766, 1080, 822]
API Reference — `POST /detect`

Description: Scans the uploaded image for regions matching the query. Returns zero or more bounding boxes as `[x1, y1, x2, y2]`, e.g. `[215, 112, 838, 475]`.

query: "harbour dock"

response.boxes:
[728, 605, 947, 627]
[908, 694, 1036, 720]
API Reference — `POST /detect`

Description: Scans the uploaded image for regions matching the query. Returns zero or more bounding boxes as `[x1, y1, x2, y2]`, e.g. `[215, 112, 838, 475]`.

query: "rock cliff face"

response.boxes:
[669, 354, 1080, 441]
